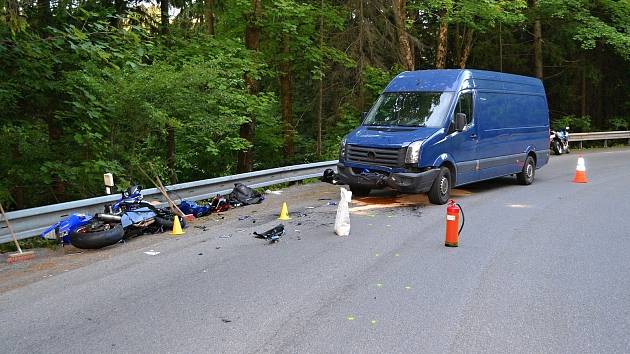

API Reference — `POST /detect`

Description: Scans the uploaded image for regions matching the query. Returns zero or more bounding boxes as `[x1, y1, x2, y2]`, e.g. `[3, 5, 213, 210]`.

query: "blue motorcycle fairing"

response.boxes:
[40, 213, 93, 244]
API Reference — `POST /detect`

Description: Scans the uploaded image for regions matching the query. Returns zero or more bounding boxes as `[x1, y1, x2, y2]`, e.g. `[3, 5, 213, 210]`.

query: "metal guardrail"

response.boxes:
[1, 160, 338, 244]
[569, 131, 630, 149]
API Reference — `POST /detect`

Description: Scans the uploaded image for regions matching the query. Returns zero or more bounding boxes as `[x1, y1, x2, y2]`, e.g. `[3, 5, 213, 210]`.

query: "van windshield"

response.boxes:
[363, 92, 453, 127]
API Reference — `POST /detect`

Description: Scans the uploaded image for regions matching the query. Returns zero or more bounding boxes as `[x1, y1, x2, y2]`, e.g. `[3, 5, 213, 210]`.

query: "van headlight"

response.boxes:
[339, 138, 347, 160]
[405, 140, 423, 164]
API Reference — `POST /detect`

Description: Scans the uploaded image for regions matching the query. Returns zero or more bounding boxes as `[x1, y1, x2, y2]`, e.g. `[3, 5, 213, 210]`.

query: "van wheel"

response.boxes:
[349, 185, 371, 197]
[428, 167, 451, 205]
[517, 156, 536, 185]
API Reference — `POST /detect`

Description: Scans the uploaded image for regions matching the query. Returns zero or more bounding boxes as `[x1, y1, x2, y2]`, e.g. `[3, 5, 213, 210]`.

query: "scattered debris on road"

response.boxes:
[321, 168, 342, 185]
[228, 183, 264, 206]
[253, 224, 285, 244]
[179, 200, 212, 218]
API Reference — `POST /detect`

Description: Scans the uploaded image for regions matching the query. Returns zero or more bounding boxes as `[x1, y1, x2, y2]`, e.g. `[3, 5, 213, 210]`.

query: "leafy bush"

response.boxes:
[609, 117, 630, 130]
[552, 115, 592, 132]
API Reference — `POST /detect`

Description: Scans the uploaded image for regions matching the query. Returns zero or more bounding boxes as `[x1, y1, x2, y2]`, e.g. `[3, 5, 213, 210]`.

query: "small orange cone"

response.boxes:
[278, 202, 291, 220]
[573, 156, 588, 183]
[171, 215, 185, 236]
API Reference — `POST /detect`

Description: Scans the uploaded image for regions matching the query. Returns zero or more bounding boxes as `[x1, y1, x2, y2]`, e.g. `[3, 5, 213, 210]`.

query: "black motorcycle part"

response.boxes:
[228, 183, 263, 206]
[154, 215, 187, 230]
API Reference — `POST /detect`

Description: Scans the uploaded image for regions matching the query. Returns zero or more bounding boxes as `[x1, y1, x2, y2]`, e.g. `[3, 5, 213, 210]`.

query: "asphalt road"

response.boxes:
[2, 149, 630, 353]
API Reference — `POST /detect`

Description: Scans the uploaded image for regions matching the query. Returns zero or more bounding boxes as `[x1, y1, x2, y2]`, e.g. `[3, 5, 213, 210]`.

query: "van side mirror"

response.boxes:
[361, 111, 368, 122]
[455, 113, 467, 132]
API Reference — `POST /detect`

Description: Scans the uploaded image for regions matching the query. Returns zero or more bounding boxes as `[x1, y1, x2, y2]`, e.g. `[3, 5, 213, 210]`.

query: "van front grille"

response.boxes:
[346, 145, 404, 167]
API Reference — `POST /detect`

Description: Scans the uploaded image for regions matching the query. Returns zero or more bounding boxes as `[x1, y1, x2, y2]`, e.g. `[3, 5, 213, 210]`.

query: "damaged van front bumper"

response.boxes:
[336, 163, 439, 193]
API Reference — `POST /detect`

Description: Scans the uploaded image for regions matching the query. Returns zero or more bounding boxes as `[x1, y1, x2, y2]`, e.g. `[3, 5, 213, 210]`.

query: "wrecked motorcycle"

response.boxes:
[550, 127, 570, 155]
[40, 185, 184, 249]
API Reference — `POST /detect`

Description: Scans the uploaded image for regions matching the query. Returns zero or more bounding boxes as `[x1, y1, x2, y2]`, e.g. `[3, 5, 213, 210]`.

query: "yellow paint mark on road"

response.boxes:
[404, 285, 412, 290]
[371, 320, 377, 325]
[347, 316, 355, 321]
[394, 253, 400, 257]
[376, 283, 383, 288]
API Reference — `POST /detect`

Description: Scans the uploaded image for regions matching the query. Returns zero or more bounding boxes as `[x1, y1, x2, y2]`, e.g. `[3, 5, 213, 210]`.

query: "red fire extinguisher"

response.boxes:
[445, 200, 465, 247]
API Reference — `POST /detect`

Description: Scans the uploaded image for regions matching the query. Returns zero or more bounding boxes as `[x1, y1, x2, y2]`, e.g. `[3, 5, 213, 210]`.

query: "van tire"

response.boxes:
[349, 185, 371, 197]
[428, 167, 451, 205]
[517, 156, 536, 185]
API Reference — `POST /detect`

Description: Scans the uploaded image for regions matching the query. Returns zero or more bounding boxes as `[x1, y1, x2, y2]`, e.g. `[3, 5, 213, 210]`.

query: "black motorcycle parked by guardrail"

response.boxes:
[550, 127, 570, 155]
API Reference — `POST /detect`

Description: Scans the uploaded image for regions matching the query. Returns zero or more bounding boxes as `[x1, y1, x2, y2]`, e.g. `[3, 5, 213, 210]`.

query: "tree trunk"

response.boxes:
[160, 0, 169, 34]
[114, 0, 126, 27]
[10, 142, 24, 209]
[279, 34, 294, 161]
[237, 0, 262, 173]
[530, 0, 543, 79]
[35, 0, 51, 29]
[46, 117, 65, 201]
[316, 0, 324, 158]
[357, 0, 365, 110]
[581, 61, 587, 117]
[458, 28, 474, 68]
[435, 6, 449, 69]
[167, 126, 176, 183]
[393, 0, 414, 71]
[205, 0, 214, 35]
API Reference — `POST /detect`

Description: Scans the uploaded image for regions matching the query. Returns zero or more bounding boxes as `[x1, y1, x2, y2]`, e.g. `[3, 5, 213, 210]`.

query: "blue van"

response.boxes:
[337, 69, 550, 204]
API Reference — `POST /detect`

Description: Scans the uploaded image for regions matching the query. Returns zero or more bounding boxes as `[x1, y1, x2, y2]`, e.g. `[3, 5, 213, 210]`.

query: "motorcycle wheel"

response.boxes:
[552, 141, 562, 155]
[70, 222, 124, 249]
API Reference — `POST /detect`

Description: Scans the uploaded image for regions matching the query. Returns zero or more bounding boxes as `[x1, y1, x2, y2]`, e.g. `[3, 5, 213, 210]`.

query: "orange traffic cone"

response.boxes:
[573, 156, 588, 183]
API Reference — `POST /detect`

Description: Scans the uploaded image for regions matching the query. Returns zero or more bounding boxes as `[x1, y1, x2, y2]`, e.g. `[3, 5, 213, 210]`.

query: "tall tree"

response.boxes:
[160, 0, 169, 34]
[393, 0, 414, 70]
[530, 0, 543, 79]
[237, 0, 262, 173]
[316, 0, 324, 157]
[279, 34, 294, 161]
[205, 0, 214, 35]
[435, 1, 450, 68]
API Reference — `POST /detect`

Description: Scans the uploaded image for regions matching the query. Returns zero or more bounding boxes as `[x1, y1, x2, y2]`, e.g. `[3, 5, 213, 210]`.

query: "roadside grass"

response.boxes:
[570, 140, 629, 150]
[0, 236, 59, 253]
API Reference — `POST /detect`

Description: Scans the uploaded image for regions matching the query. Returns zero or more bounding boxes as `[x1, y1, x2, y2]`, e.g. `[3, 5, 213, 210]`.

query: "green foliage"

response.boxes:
[1, 0, 629, 213]
[553, 115, 592, 132]
[609, 117, 630, 131]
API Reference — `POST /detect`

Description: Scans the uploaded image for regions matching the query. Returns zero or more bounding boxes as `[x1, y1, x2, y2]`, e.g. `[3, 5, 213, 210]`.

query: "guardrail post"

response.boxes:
[604, 139, 607, 148]
[579, 141, 583, 150]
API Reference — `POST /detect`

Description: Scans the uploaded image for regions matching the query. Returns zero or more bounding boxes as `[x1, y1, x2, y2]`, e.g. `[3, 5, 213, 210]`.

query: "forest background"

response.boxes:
[1, 0, 629, 210]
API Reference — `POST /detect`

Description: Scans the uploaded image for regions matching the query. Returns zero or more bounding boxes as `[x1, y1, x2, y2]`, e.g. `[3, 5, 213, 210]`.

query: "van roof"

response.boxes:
[383, 69, 544, 95]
